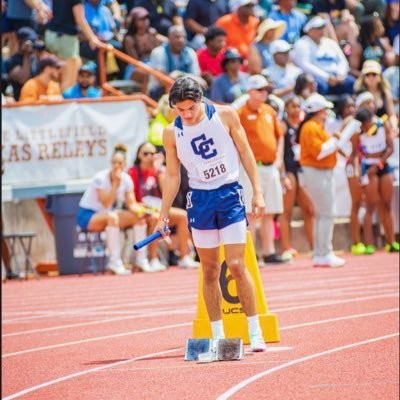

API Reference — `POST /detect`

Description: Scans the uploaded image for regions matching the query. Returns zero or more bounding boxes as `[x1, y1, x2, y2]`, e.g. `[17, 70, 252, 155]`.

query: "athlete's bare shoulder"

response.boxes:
[214, 103, 238, 125]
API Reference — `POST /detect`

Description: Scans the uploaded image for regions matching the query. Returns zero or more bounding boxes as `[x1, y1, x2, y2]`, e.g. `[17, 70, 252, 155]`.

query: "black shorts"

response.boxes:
[363, 162, 393, 177]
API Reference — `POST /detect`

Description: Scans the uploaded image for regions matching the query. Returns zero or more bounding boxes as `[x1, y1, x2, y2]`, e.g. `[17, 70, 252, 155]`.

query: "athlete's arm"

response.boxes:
[219, 105, 265, 217]
[155, 124, 181, 235]
[381, 120, 394, 164]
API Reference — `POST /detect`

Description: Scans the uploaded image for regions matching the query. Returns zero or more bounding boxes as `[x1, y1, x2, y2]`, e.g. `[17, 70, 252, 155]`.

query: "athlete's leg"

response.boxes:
[297, 181, 315, 250]
[347, 176, 363, 245]
[378, 173, 395, 244]
[363, 174, 379, 246]
[279, 172, 297, 252]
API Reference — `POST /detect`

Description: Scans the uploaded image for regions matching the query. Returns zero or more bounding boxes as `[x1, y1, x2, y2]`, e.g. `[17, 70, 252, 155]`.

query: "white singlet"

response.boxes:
[174, 103, 240, 190]
[359, 117, 387, 155]
[79, 169, 133, 211]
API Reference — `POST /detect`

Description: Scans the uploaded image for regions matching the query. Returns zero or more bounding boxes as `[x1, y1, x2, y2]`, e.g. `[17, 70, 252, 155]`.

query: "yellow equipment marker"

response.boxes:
[193, 232, 280, 344]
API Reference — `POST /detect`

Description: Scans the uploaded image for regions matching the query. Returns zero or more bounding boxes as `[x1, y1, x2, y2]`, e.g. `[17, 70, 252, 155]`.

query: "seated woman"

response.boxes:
[76, 144, 164, 275]
[128, 142, 199, 268]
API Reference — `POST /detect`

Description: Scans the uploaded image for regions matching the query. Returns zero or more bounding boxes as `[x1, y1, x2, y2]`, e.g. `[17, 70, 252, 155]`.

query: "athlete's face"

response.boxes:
[174, 99, 202, 125]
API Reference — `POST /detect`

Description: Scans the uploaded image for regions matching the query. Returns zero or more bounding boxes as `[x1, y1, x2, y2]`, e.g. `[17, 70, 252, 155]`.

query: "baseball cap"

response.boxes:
[270, 39, 291, 55]
[246, 74, 270, 91]
[230, 0, 257, 13]
[129, 6, 149, 20]
[355, 91, 375, 108]
[361, 60, 382, 75]
[16, 27, 39, 42]
[79, 62, 97, 75]
[303, 16, 327, 33]
[302, 93, 333, 113]
[221, 48, 243, 67]
[38, 55, 63, 72]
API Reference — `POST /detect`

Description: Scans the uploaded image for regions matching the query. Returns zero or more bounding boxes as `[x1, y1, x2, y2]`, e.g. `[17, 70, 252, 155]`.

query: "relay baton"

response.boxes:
[133, 227, 169, 251]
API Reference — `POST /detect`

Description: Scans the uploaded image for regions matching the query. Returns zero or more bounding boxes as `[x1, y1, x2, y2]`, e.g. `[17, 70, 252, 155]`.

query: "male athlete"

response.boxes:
[155, 76, 267, 351]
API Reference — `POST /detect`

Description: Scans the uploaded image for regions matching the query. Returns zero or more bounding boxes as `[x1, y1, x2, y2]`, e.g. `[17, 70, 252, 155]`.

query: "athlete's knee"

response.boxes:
[107, 211, 119, 226]
[202, 263, 220, 284]
[225, 257, 245, 279]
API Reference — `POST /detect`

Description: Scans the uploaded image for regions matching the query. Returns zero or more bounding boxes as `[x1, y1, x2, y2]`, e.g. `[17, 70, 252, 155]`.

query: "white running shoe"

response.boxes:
[177, 255, 200, 269]
[150, 258, 167, 272]
[135, 258, 154, 273]
[108, 259, 130, 275]
[313, 253, 345, 268]
[250, 334, 267, 352]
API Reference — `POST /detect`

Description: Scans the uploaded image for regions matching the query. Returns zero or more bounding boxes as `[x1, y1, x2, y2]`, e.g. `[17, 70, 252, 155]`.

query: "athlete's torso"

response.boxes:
[174, 103, 240, 190]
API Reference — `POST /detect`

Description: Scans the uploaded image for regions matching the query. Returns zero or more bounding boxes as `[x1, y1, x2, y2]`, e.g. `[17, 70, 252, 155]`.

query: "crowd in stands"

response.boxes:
[2, 0, 399, 273]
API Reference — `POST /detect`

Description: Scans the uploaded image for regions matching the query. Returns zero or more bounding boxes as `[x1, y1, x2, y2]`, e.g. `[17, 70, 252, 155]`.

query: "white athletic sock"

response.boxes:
[211, 320, 225, 339]
[247, 315, 262, 337]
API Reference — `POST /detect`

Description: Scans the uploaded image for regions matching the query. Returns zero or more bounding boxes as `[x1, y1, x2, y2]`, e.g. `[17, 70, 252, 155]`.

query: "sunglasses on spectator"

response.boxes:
[142, 151, 155, 156]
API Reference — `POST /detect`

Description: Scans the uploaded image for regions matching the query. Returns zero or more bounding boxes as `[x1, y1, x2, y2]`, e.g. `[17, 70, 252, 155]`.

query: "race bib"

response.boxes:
[196, 154, 228, 182]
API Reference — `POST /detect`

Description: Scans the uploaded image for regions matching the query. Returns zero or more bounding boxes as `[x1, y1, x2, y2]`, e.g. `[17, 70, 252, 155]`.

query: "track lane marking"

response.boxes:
[216, 333, 399, 400]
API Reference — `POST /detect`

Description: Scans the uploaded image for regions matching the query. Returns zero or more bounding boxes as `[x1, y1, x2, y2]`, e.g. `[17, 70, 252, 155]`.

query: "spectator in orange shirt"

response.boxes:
[19, 55, 63, 102]
[298, 93, 346, 268]
[237, 75, 288, 265]
[215, 0, 259, 61]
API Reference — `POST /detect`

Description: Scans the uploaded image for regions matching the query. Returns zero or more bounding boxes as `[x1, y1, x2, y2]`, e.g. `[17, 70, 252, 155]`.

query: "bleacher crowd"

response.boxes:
[2, 0, 399, 274]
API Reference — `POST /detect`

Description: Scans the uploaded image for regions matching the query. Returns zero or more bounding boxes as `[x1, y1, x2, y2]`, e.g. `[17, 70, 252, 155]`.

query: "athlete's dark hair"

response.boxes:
[168, 76, 203, 107]
[355, 107, 373, 124]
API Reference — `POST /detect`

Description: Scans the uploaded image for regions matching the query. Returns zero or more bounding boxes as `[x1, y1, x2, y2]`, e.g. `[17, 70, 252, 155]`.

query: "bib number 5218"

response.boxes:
[203, 163, 226, 180]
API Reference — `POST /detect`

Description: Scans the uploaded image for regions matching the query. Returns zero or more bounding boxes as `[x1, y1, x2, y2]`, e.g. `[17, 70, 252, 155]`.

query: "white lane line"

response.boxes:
[2, 292, 398, 339]
[2, 308, 195, 337]
[2, 322, 191, 358]
[3, 306, 398, 360]
[216, 333, 399, 400]
[2, 347, 183, 400]
[3, 272, 397, 309]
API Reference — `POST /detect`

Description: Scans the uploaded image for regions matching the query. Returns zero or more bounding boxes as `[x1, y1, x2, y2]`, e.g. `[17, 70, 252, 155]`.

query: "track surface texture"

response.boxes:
[2, 252, 399, 400]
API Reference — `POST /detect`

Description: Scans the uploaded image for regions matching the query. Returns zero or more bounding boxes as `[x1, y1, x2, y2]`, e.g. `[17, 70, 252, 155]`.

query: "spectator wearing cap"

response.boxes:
[354, 60, 398, 133]
[209, 47, 249, 104]
[292, 16, 355, 96]
[268, 0, 307, 44]
[215, 0, 259, 60]
[383, 34, 399, 117]
[45, 0, 102, 91]
[247, 18, 286, 75]
[5, 27, 39, 101]
[134, 0, 182, 37]
[264, 39, 302, 99]
[237, 74, 288, 265]
[311, 0, 359, 46]
[297, 93, 346, 268]
[123, 7, 165, 94]
[19, 55, 63, 102]
[4, 0, 52, 56]
[183, 0, 229, 50]
[62, 62, 101, 99]
[148, 25, 200, 100]
[196, 26, 227, 89]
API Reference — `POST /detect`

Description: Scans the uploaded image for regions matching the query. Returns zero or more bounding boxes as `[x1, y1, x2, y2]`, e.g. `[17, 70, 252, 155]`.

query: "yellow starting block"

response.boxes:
[193, 231, 280, 344]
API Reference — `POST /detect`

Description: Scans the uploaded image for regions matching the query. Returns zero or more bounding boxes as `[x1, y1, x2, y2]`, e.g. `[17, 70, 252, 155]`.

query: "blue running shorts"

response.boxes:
[76, 207, 96, 230]
[186, 181, 247, 231]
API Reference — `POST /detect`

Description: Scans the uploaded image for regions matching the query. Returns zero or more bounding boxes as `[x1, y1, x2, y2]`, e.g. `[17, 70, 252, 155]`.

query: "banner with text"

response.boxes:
[2, 99, 148, 186]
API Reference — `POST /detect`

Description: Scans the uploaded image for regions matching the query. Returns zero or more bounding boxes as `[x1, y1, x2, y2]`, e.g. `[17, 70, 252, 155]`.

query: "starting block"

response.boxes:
[184, 338, 244, 363]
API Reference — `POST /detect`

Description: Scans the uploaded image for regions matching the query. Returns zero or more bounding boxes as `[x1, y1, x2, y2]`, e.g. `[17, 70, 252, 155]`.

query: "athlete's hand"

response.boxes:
[154, 218, 170, 239]
[251, 190, 265, 218]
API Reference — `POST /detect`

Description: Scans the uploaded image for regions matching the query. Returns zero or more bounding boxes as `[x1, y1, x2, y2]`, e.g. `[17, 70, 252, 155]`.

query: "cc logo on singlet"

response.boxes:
[191, 134, 217, 160]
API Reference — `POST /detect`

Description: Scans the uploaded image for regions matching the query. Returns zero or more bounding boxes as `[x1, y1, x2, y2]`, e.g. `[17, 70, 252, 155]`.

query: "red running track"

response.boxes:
[2, 252, 399, 400]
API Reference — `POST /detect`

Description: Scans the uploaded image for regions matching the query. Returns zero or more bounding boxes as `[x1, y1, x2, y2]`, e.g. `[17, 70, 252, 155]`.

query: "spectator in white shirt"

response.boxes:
[291, 16, 355, 96]
[265, 39, 302, 100]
